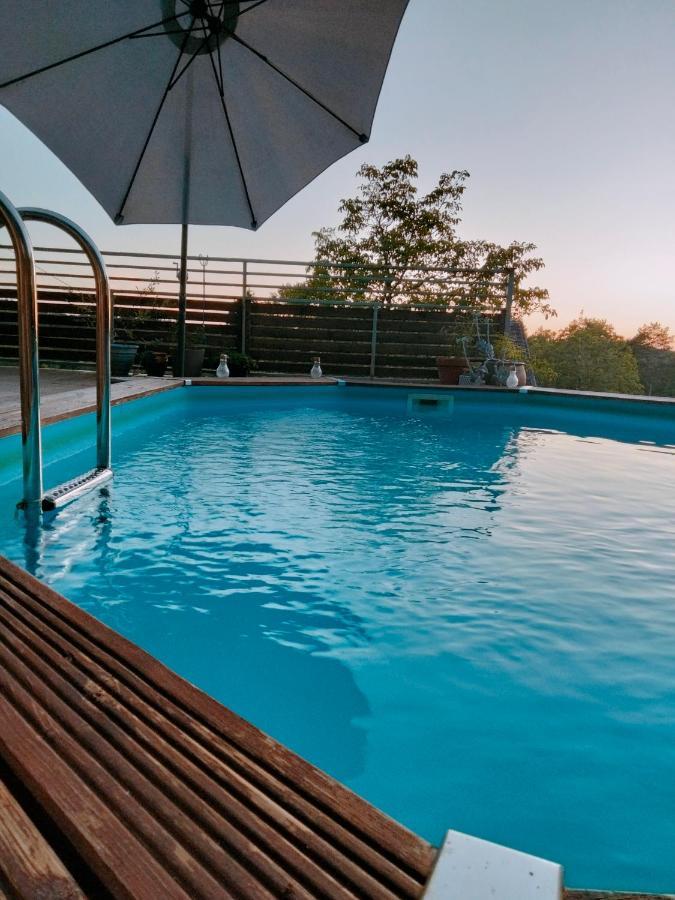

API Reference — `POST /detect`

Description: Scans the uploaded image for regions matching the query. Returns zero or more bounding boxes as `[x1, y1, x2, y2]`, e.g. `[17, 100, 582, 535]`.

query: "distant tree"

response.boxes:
[529, 317, 644, 394]
[631, 322, 674, 352]
[278, 157, 555, 317]
[629, 322, 675, 396]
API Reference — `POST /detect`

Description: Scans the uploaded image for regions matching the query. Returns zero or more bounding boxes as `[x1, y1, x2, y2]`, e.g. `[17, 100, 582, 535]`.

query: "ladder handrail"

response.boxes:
[0, 191, 112, 510]
[19, 208, 112, 472]
[0, 191, 43, 506]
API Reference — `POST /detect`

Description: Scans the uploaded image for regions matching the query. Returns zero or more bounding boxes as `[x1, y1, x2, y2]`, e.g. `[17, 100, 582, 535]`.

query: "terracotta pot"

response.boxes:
[515, 362, 527, 387]
[437, 356, 484, 385]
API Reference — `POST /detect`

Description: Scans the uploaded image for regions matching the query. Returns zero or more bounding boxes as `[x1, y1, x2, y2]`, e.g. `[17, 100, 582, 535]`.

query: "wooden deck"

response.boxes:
[0, 554, 436, 899]
[0, 366, 182, 439]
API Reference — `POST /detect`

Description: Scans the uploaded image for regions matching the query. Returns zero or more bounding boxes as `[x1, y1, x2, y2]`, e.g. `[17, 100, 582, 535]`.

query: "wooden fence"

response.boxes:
[247, 300, 505, 379]
[0, 248, 511, 380]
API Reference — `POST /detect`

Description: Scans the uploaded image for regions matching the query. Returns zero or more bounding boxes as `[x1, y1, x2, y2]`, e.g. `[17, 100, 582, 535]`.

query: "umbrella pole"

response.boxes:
[175, 222, 188, 377]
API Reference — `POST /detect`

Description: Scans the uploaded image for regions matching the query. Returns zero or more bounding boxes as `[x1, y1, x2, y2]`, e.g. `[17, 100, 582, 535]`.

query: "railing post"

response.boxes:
[370, 302, 379, 378]
[0, 191, 42, 507]
[241, 259, 248, 354]
[504, 268, 516, 333]
[175, 223, 189, 377]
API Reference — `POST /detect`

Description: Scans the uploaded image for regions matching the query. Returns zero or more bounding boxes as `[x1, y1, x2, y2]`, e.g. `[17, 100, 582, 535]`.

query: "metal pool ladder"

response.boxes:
[0, 190, 112, 512]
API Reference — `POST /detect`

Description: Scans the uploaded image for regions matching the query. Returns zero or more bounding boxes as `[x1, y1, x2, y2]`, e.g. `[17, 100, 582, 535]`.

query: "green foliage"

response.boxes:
[528, 317, 644, 394]
[629, 322, 675, 396]
[115, 270, 169, 344]
[491, 334, 526, 361]
[280, 156, 554, 318]
[631, 322, 674, 352]
[226, 351, 258, 375]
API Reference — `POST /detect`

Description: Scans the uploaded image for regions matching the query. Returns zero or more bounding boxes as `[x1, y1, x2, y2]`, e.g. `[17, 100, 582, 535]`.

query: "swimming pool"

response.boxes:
[1, 384, 674, 892]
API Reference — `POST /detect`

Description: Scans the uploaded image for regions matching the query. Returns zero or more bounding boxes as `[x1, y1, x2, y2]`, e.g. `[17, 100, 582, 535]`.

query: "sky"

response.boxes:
[1, 0, 674, 336]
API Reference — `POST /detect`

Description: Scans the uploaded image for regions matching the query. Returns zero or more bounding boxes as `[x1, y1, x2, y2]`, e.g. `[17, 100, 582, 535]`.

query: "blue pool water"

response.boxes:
[1, 385, 674, 892]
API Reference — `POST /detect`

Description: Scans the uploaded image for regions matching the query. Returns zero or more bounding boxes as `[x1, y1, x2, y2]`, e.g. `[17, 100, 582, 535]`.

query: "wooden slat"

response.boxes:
[0, 556, 436, 899]
[0, 601, 399, 900]
[257, 361, 372, 376]
[251, 305, 373, 321]
[0, 635, 282, 899]
[250, 338, 373, 354]
[0, 777, 86, 900]
[0, 567, 431, 895]
[0, 697, 192, 900]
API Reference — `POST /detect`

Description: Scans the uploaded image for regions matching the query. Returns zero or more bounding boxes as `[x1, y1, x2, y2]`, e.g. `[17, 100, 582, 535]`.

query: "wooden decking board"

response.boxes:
[0, 568, 430, 900]
[0, 590, 401, 899]
[0, 563, 435, 887]
[0, 756, 112, 900]
[0, 774, 87, 900]
[0, 620, 286, 899]
[0, 367, 183, 439]
[0, 604, 380, 900]
[0, 556, 436, 899]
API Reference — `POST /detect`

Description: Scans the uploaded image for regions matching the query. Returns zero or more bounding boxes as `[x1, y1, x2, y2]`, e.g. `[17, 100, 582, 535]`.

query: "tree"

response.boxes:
[278, 157, 555, 318]
[630, 322, 675, 396]
[528, 317, 644, 394]
[631, 322, 674, 352]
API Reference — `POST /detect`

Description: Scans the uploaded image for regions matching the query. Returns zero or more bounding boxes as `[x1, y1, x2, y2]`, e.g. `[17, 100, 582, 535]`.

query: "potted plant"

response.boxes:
[437, 355, 471, 385]
[437, 318, 500, 385]
[140, 344, 169, 377]
[226, 351, 258, 377]
[173, 325, 206, 377]
[112, 314, 140, 377]
[113, 271, 167, 377]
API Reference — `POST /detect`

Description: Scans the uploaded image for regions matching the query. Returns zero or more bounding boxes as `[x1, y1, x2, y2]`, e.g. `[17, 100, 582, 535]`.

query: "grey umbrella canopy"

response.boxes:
[0, 0, 410, 373]
[0, 1, 409, 229]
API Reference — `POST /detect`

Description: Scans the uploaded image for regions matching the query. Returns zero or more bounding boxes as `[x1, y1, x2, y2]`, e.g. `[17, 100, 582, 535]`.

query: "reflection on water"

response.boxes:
[1, 387, 674, 892]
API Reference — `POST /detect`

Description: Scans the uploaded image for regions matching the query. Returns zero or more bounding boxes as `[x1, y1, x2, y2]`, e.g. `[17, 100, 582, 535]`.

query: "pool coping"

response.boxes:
[2, 374, 674, 442]
[342, 378, 675, 408]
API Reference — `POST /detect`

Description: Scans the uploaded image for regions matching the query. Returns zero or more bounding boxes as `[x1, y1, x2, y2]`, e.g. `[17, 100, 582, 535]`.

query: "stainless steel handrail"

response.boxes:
[0, 194, 112, 510]
[0, 191, 43, 507]
[19, 208, 112, 471]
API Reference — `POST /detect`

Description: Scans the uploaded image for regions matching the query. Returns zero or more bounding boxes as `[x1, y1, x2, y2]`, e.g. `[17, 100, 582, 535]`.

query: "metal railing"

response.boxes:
[0, 244, 513, 306]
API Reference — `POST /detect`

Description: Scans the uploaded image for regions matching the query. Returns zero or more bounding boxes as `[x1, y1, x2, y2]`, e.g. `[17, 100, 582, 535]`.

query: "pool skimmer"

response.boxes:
[407, 393, 454, 415]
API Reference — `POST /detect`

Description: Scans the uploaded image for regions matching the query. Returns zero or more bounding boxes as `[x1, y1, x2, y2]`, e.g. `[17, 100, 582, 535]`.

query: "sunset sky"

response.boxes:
[1, 0, 674, 337]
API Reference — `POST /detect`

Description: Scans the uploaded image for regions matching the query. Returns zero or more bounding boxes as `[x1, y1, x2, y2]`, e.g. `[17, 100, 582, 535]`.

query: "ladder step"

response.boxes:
[42, 468, 113, 512]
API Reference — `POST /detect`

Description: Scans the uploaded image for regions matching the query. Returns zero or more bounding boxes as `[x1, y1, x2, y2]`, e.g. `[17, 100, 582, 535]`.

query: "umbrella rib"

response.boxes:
[224, 30, 368, 143]
[206, 48, 257, 227]
[0, 12, 190, 90]
[130, 30, 192, 39]
[115, 18, 197, 223]
[238, 0, 273, 15]
[216, 28, 225, 95]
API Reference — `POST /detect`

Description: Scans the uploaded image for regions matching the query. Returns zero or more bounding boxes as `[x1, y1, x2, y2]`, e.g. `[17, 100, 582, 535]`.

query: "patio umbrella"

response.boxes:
[0, 0, 410, 373]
